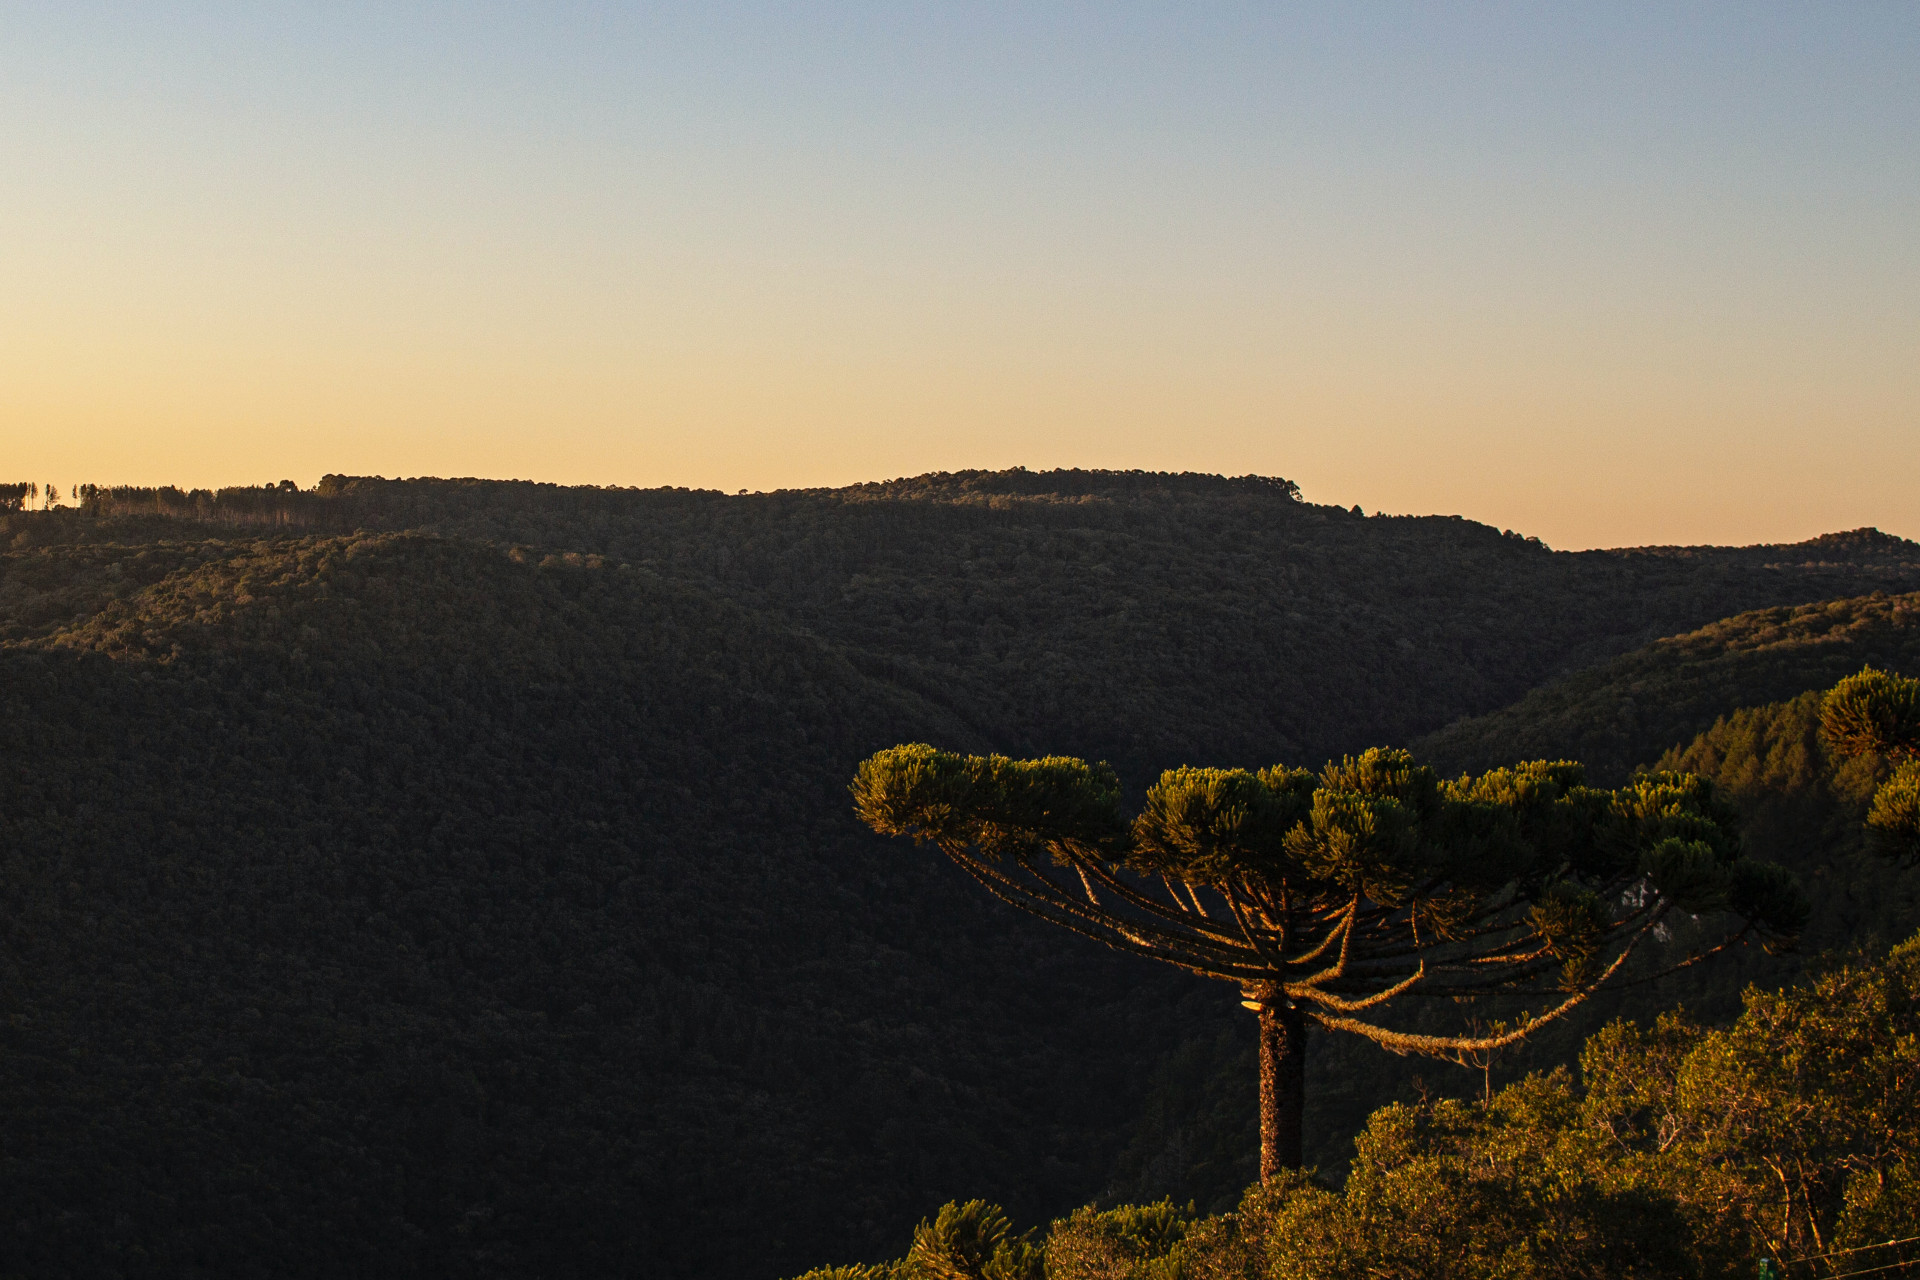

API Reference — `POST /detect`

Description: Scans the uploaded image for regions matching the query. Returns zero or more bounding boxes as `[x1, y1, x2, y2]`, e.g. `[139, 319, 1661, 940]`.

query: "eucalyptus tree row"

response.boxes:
[853, 744, 1807, 1177]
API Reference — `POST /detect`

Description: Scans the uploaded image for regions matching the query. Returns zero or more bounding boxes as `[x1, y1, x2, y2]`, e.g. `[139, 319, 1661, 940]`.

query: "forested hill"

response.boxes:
[1417, 589, 1920, 783]
[4, 474, 1920, 1277]
[60, 472, 1920, 771]
[2, 532, 1191, 1278]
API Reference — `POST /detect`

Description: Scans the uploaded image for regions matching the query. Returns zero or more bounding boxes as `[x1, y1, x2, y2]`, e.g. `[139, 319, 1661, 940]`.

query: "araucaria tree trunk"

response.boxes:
[851, 744, 1808, 1181]
[1256, 998, 1307, 1176]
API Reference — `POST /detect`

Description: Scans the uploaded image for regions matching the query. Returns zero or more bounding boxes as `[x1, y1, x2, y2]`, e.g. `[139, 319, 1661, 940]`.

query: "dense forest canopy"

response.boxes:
[3, 471, 1919, 1277]
[46, 473, 1920, 774]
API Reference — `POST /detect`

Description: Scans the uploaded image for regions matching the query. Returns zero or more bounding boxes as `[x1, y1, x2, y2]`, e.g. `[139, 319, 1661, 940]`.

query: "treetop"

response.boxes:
[853, 743, 1806, 944]
[1820, 665, 1920, 864]
[1820, 665, 1920, 762]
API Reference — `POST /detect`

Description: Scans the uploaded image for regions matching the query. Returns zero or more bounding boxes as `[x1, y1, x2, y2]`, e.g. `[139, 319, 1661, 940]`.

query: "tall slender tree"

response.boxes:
[852, 744, 1807, 1177]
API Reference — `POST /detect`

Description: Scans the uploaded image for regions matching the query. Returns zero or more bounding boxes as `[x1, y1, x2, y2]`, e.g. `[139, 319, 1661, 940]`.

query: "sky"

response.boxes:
[1, 3, 1915, 549]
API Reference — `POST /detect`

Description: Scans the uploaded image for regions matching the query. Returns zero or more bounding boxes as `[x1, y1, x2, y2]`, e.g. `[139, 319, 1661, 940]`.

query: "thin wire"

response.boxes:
[1816, 1259, 1920, 1280]
[1794, 1237, 1920, 1264]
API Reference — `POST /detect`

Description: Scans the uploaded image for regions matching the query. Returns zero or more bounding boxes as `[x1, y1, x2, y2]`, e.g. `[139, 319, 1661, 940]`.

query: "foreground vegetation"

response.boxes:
[798, 932, 1920, 1279]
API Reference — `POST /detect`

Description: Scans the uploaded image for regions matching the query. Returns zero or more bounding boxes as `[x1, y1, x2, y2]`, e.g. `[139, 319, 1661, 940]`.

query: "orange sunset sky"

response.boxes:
[3, 4, 1916, 549]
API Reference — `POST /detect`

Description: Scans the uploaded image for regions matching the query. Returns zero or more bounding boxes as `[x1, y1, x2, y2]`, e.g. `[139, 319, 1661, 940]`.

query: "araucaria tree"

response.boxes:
[851, 744, 1808, 1178]
[1822, 665, 1920, 861]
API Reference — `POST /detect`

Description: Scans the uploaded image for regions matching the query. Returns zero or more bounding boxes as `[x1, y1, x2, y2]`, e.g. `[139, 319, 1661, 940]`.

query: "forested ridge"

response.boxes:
[56, 473, 1920, 772]
[1419, 590, 1920, 784]
[5, 471, 1920, 1277]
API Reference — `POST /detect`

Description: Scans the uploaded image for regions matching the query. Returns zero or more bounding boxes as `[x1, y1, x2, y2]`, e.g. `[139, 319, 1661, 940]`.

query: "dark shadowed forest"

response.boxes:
[5, 470, 1920, 1278]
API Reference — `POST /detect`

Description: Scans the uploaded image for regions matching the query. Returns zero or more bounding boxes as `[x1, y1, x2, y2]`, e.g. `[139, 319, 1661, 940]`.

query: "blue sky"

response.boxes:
[3, 3, 1916, 546]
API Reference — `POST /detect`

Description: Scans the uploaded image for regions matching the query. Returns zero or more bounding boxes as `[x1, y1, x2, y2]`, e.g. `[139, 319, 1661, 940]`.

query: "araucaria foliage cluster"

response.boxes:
[854, 743, 1807, 1175]
[1821, 665, 1920, 862]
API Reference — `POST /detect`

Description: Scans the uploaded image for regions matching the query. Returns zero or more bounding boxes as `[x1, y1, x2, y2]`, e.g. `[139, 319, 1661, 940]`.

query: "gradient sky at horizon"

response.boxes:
[2, 3, 1916, 549]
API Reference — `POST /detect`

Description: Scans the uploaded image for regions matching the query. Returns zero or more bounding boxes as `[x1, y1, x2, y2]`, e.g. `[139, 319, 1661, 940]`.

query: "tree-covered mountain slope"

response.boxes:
[6, 476, 1920, 1277]
[0, 532, 1233, 1278]
[1417, 590, 1920, 784]
[1656, 691, 1919, 956]
[66, 473, 1920, 774]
